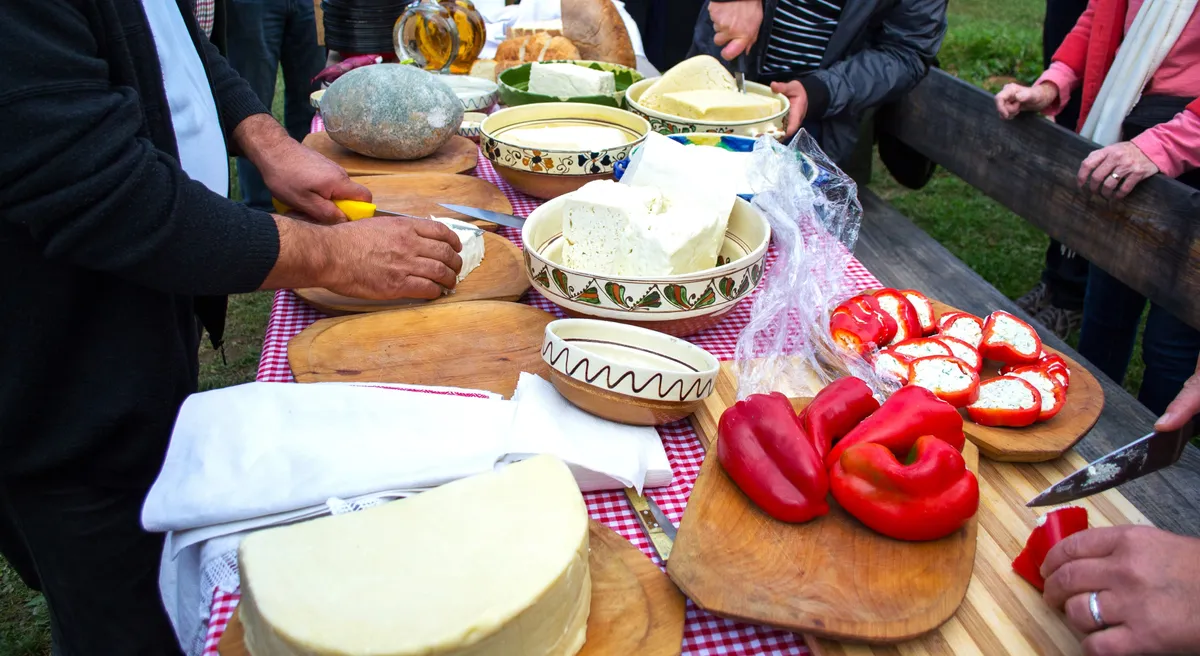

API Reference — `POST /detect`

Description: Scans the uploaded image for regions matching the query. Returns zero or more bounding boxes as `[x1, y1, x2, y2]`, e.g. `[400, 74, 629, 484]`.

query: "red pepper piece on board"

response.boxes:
[801, 377, 881, 460]
[1039, 353, 1072, 388]
[834, 295, 898, 345]
[965, 377, 1042, 427]
[830, 312, 888, 353]
[1012, 506, 1089, 591]
[874, 289, 923, 345]
[717, 392, 830, 523]
[901, 289, 937, 335]
[892, 337, 953, 361]
[874, 348, 912, 383]
[907, 356, 981, 408]
[830, 435, 980, 541]
[937, 312, 985, 349]
[1004, 367, 1067, 422]
[935, 335, 982, 371]
[980, 311, 1043, 365]
[826, 385, 966, 468]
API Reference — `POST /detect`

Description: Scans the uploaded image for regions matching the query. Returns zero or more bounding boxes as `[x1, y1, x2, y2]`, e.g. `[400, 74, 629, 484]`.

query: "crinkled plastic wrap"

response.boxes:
[734, 130, 897, 399]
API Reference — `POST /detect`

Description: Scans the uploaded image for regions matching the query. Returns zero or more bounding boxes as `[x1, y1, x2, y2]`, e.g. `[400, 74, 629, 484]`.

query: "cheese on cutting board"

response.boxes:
[432, 217, 485, 283]
[500, 124, 633, 151]
[528, 63, 616, 98]
[638, 55, 735, 110]
[238, 455, 591, 656]
[655, 89, 781, 121]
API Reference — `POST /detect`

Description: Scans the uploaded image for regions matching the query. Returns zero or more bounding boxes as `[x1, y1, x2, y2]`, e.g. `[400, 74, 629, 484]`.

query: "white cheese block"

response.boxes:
[500, 124, 631, 151]
[433, 217, 485, 283]
[639, 55, 735, 111]
[655, 90, 781, 122]
[529, 63, 617, 98]
[620, 132, 738, 221]
[238, 455, 591, 656]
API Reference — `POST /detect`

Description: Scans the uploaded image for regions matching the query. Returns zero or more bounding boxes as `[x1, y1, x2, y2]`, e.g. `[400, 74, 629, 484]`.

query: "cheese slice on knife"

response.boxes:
[238, 455, 591, 656]
[432, 217, 485, 283]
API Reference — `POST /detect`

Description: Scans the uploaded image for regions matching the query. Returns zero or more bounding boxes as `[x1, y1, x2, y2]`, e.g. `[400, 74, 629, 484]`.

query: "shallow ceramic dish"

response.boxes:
[542, 319, 720, 426]
[522, 195, 771, 337]
[459, 112, 486, 142]
[440, 75, 499, 112]
[625, 78, 789, 138]
[498, 61, 643, 108]
[481, 103, 650, 199]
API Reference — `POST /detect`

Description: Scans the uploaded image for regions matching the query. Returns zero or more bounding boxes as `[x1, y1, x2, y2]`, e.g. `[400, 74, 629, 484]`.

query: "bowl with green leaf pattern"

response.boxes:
[498, 60, 643, 108]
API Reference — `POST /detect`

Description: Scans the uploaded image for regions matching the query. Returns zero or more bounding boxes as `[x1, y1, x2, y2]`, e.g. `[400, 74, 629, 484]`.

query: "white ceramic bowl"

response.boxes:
[440, 75, 499, 112]
[458, 111, 486, 142]
[542, 318, 720, 425]
[522, 195, 771, 337]
[625, 78, 790, 138]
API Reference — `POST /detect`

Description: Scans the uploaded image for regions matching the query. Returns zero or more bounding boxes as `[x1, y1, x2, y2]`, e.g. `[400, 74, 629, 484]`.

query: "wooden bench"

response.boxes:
[858, 69, 1200, 536]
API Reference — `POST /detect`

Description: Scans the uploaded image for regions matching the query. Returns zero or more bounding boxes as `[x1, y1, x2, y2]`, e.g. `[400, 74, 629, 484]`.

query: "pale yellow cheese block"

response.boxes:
[639, 54, 736, 110]
[654, 89, 781, 122]
[238, 456, 592, 656]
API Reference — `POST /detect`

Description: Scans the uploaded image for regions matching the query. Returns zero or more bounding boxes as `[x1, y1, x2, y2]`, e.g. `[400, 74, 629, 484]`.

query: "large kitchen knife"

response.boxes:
[1027, 414, 1198, 507]
[623, 488, 676, 562]
[437, 203, 526, 229]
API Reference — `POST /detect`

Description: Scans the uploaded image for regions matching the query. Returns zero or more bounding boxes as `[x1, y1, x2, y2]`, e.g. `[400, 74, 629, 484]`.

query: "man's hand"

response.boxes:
[995, 82, 1058, 119]
[710, 0, 762, 61]
[770, 81, 808, 138]
[233, 114, 371, 224]
[1156, 357, 1200, 431]
[1041, 525, 1200, 656]
[1078, 141, 1160, 200]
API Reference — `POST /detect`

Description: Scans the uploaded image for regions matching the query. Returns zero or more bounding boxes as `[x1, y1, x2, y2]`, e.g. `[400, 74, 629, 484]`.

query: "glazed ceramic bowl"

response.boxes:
[458, 112, 486, 142]
[542, 319, 720, 425]
[441, 75, 499, 112]
[522, 195, 771, 337]
[481, 103, 650, 199]
[498, 61, 643, 108]
[625, 78, 790, 138]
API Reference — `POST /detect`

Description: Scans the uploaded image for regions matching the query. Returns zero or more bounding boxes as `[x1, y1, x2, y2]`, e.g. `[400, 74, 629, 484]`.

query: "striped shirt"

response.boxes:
[762, 0, 844, 75]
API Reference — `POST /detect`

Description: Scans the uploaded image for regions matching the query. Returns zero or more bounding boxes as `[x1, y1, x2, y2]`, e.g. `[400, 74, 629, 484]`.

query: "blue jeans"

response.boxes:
[226, 0, 326, 211]
[1077, 264, 1200, 416]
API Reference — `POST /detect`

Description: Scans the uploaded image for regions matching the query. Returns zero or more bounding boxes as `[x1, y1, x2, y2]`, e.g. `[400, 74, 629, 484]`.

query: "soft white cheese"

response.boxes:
[874, 352, 910, 383]
[904, 292, 933, 332]
[938, 337, 981, 371]
[528, 63, 617, 99]
[893, 339, 950, 360]
[501, 125, 631, 151]
[1008, 370, 1058, 413]
[910, 357, 973, 395]
[942, 316, 983, 348]
[985, 313, 1038, 355]
[654, 90, 782, 122]
[969, 377, 1039, 410]
[639, 55, 736, 110]
[433, 217, 485, 283]
[876, 295, 914, 343]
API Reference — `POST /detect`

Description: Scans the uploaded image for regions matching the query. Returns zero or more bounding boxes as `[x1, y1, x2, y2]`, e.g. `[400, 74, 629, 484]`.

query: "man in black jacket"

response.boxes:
[0, 1, 464, 652]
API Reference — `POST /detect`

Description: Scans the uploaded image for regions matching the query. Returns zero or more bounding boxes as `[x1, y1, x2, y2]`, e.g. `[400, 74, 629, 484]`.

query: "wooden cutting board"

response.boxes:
[288, 301, 554, 398]
[218, 520, 686, 656]
[302, 132, 478, 176]
[294, 232, 529, 315]
[689, 362, 1152, 654]
[670, 395, 979, 643]
[352, 173, 513, 232]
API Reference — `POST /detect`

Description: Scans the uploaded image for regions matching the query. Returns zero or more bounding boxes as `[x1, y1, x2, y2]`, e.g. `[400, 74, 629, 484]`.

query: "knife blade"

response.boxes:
[438, 203, 526, 229]
[623, 488, 676, 562]
[734, 54, 747, 94]
[1027, 415, 1198, 507]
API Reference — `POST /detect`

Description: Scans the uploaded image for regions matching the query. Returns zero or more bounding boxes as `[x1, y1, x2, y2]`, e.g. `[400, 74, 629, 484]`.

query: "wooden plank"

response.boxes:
[854, 189, 1200, 537]
[876, 69, 1200, 330]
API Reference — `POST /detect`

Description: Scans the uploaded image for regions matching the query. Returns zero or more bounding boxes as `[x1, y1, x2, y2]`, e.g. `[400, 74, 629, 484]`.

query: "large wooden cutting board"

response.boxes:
[219, 521, 686, 656]
[287, 301, 554, 398]
[671, 395, 979, 643]
[302, 132, 478, 176]
[689, 362, 1152, 654]
[294, 232, 529, 314]
[352, 173, 513, 232]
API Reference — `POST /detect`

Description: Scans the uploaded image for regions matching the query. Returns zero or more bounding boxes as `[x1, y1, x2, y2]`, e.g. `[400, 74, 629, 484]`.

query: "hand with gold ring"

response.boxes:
[1041, 525, 1200, 655]
[1077, 141, 1159, 200]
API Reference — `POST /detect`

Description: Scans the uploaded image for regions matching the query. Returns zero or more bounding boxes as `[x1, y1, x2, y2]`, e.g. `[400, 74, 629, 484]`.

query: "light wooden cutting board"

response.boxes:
[302, 132, 478, 176]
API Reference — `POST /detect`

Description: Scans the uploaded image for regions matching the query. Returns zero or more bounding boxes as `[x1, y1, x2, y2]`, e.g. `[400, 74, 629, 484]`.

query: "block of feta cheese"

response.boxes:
[433, 217, 485, 283]
[528, 63, 617, 98]
[655, 89, 782, 122]
[639, 55, 736, 110]
[238, 455, 591, 656]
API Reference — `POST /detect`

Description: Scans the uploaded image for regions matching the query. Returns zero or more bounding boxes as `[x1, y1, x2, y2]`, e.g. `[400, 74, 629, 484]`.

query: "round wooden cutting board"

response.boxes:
[294, 232, 529, 315]
[351, 172, 512, 232]
[218, 520, 686, 656]
[302, 132, 478, 176]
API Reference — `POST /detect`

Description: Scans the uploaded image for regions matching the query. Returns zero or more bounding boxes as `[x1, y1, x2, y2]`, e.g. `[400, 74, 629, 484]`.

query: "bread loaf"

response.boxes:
[562, 0, 636, 68]
[495, 33, 582, 75]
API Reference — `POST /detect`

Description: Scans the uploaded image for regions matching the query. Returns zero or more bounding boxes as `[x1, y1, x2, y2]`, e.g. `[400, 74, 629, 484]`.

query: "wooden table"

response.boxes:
[856, 189, 1200, 536]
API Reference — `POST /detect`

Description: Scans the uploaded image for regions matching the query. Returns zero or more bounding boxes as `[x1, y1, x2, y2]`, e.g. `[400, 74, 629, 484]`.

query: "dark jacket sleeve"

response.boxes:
[0, 0, 280, 296]
[197, 33, 270, 150]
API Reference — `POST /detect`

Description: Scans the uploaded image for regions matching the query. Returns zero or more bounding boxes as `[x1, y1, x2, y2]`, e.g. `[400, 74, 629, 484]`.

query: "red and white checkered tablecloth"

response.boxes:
[202, 117, 882, 656]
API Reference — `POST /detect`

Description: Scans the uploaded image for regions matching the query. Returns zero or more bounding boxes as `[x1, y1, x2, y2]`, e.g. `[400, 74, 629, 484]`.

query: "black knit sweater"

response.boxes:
[0, 0, 280, 484]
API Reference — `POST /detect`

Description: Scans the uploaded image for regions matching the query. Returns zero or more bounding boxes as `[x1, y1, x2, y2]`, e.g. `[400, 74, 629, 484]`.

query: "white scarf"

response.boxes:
[1079, 0, 1199, 146]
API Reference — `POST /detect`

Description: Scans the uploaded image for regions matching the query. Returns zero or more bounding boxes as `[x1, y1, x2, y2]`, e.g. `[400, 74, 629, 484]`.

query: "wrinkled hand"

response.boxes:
[1041, 525, 1200, 656]
[1156, 356, 1200, 431]
[258, 138, 372, 224]
[710, 0, 763, 61]
[995, 82, 1058, 119]
[1078, 141, 1159, 200]
[770, 81, 808, 138]
[322, 217, 463, 300]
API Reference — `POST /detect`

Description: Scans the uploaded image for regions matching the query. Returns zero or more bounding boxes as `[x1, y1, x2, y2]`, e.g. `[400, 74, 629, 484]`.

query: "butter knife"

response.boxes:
[623, 488, 676, 562]
[438, 203, 526, 229]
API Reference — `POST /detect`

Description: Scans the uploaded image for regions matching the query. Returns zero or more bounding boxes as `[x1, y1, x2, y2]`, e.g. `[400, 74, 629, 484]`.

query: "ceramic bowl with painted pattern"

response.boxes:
[458, 112, 487, 143]
[521, 195, 771, 337]
[481, 103, 650, 199]
[542, 318, 720, 426]
[497, 60, 643, 108]
[440, 75, 499, 112]
[624, 78, 789, 139]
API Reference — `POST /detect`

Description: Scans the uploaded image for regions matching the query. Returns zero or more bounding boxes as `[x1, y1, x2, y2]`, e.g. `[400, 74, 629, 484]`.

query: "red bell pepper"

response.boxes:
[935, 335, 982, 371]
[980, 311, 1043, 365]
[830, 435, 980, 541]
[1012, 506, 1089, 591]
[1004, 367, 1067, 422]
[892, 337, 952, 360]
[965, 377, 1042, 427]
[1039, 353, 1072, 389]
[874, 348, 912, 383]
[901, 289, 937, 335]
[826, 385, 965, 468]
[800, 377, 880, 460]
[874, 289, 923, 345]
[830, 312, 887, 355]
[717, 392, 830, 523]
[833, 295, 898, 344]
[937, 312, 985, 349]
[907, 356, 981, 408]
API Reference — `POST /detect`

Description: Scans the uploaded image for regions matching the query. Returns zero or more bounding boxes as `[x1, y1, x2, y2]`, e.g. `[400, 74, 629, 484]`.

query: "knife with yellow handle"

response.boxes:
[271, 198, 390, 221]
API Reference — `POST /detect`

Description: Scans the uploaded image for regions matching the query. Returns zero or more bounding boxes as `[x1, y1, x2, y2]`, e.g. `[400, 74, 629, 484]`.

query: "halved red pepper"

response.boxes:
[892, 337, 952, 360]
[832, 295, 898, 345]
[937, 312, 985, 349]
[800, 377, 880, 460]
[1012, 506, 1089, 591]
[935, 335, 982, 371]
[966, 377, 1042, 427]
[718, 392, 830, 523]
[1001, 353, 1071, 389]
[901, 289, 937, 335]
[830, 435, 980, 541]
[874, 348, 912, 383]
[980, 311, 1043, 365]
[907, 355, 981, 408]
[826, 385, 965, 468]
[1005, 366, 1067, 422]
[831, 312, 885, 355]
[874, 289, 923, 345]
